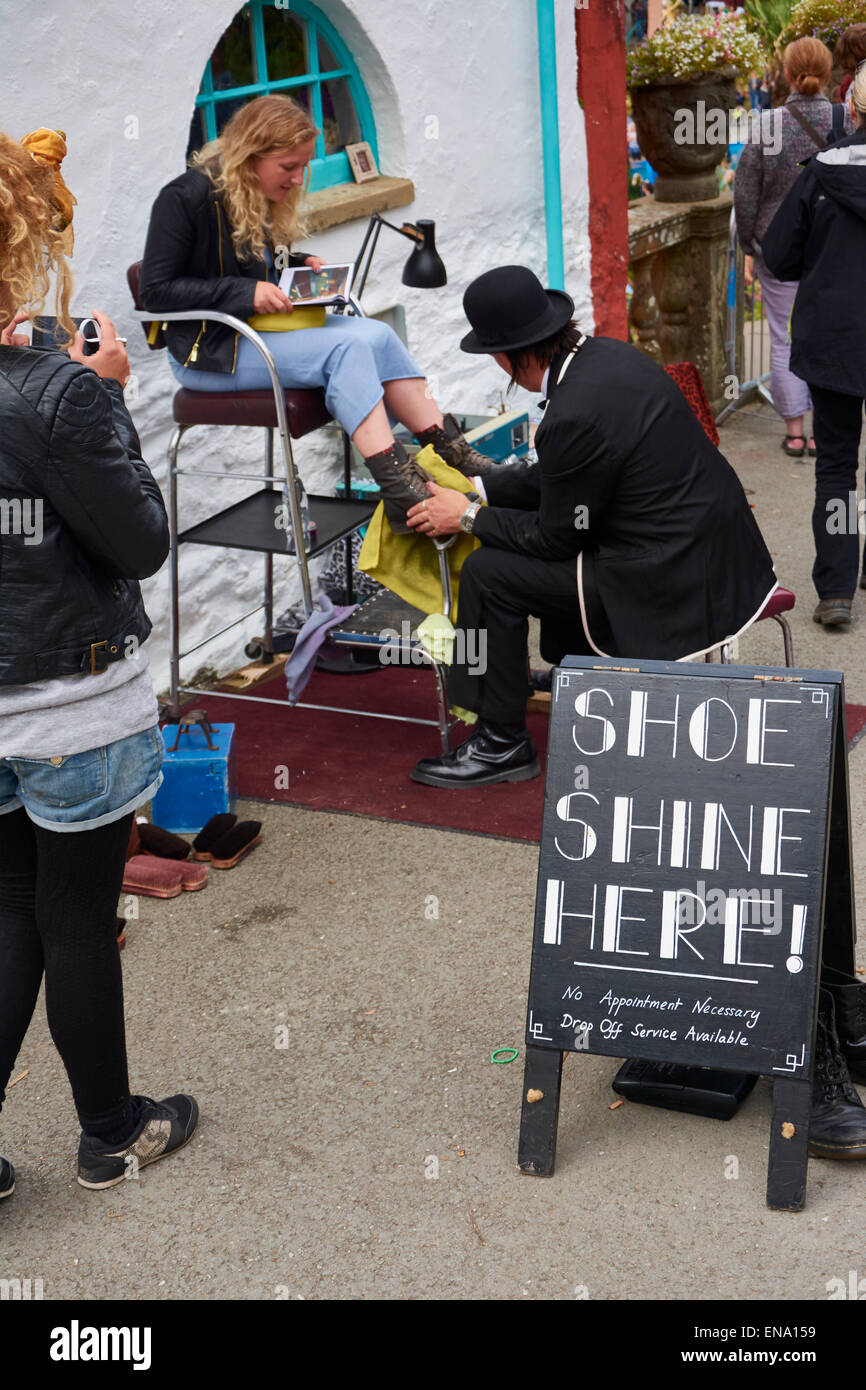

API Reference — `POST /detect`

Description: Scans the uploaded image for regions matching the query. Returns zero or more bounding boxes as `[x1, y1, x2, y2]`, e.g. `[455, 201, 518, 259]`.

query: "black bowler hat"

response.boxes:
[460, 265, 574, 354]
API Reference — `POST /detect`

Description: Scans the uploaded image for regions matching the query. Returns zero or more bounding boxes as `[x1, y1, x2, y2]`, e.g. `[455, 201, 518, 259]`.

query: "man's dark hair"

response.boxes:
[504, 320, 583, 388]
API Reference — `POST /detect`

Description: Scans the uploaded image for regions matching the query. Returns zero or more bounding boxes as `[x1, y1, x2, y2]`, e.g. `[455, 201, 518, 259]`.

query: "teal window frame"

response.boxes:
[193, 0, 378, 191]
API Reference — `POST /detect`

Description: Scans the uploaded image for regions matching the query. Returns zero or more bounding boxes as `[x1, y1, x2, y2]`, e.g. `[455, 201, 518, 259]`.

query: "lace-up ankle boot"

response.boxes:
[415, 414, 495, 478]
[822, 964, 866, 1082]
[363, 439, 432, 533]
[809, 990, 866, 1160]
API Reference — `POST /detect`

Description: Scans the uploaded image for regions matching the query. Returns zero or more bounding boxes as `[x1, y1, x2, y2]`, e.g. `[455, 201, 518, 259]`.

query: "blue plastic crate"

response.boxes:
[151, 722, 237, 834]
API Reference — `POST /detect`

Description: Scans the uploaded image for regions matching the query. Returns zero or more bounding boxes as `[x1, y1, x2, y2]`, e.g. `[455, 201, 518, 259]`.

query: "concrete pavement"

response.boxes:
[2, 398, 865, 1302]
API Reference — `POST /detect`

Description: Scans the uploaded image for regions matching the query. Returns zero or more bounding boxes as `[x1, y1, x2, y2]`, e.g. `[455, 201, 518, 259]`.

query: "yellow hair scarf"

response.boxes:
[20, 128, 76, 251]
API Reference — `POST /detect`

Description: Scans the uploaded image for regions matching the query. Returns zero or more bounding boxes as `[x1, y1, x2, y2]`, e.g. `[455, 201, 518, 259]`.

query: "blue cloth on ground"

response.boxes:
[284, 595, 359, 703]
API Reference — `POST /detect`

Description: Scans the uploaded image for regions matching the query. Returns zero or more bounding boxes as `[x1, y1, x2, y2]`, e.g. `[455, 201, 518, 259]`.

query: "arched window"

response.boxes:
[188, 0, 378, 191]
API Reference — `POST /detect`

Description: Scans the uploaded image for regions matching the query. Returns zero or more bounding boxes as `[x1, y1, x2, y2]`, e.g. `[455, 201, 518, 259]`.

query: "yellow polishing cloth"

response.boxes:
[248, 307, 327, 332]
[358, 444, 482, 624]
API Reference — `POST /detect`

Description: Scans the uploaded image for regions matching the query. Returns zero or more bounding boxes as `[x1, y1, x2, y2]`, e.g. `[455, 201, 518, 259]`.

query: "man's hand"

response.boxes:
[68, 310, 129, 385]
[1, 311, 31, 347]
[304, 256, 325, 273]
[253, 281, 293, 314]
[407, 481, 473, 537]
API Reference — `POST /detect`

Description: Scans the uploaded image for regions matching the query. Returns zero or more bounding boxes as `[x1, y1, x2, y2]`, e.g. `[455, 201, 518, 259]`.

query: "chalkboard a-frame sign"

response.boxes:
[518, 656, 856, 1211]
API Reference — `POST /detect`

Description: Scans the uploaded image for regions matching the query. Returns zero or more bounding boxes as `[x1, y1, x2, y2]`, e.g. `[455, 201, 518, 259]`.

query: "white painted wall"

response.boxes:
[4, 0, 590, 691]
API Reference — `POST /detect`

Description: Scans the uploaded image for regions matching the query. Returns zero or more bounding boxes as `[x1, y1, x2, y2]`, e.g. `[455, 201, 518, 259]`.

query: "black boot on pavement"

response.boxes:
[77, 1093, 199, 1190]
[415, 414, 495, 478]
[363, 439, 432, 534]
[410, 721, 540, 787]
[822, 964, 866, 1082]
[809, 991, 866, 1160]
[0, 1157, 13, 1199]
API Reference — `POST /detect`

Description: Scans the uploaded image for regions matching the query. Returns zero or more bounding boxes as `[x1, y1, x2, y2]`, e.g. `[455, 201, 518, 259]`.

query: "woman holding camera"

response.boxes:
[140, 94, 491, 532]
[0, 129, 198, 1197]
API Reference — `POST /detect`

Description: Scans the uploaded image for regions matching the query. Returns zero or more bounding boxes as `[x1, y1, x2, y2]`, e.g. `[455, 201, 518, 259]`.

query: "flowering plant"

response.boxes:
[783, 0, 866, 46]
[627, 13, 767, 86]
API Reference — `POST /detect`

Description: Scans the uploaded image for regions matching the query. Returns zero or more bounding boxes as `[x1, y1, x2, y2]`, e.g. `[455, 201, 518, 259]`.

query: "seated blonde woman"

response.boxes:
[140, 93, 491, 532]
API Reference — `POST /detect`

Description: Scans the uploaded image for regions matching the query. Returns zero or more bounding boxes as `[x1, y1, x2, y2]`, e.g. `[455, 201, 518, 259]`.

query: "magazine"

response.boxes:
[278, 263, 354, 306]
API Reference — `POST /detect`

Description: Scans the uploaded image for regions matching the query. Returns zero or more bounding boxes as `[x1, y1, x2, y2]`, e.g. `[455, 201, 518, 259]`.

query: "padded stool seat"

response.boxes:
[172, 386, 331, 436]
[758, 586, 795, 620]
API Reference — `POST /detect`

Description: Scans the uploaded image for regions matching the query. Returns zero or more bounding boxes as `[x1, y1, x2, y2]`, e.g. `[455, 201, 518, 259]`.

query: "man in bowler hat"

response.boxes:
[407, 265, 777, 788]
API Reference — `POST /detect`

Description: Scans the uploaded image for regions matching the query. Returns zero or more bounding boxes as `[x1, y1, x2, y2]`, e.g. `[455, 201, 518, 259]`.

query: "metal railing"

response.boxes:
[717, 209, 773, 426]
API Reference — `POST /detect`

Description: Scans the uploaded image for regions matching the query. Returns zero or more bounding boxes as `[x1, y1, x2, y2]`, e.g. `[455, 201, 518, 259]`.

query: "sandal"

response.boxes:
[782, 435, 806, 457]
[209, 821, 262, 870]
[808, 438, 817, 456]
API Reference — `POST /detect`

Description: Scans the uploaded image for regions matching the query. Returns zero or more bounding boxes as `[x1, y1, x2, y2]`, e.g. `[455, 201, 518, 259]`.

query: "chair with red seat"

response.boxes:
[718, 586, 796, 666]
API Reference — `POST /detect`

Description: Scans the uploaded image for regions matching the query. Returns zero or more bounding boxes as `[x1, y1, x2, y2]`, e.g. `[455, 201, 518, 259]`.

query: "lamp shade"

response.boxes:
[401, 219, 447, 288]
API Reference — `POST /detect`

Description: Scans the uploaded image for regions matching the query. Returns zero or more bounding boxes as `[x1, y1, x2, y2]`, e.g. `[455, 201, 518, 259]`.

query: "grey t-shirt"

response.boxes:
[0, 650, 159, 758]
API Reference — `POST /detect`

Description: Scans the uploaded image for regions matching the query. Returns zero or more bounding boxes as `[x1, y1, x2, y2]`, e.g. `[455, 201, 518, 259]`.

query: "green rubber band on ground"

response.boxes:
[491, 1047, 519, 1064]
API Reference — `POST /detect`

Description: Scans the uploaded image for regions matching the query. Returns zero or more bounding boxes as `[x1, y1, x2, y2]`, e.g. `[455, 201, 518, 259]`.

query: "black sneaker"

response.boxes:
[0, 1157, 13, 1199]
[809, 992, 866, 1160]
[77, 1094, 199, 1190]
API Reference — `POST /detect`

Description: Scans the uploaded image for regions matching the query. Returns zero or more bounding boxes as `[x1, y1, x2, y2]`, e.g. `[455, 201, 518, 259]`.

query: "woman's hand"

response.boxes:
[68, 310, 130, 385]
[1, 311, 31, 347]
[407, 481, 473, 537]
[253, 281, 293, 314]
[305, 256, 325, 273]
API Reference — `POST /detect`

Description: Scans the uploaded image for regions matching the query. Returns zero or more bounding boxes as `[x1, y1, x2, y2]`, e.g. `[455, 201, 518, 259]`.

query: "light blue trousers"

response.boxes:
[169, 314, 424, 437]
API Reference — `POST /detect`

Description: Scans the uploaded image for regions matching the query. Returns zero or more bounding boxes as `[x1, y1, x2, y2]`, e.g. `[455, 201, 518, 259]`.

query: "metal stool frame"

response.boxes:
[133, 306, 456, 753]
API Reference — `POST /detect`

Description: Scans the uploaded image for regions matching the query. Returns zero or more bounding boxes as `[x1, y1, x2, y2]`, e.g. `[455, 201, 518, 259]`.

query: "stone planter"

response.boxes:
[630, 71, 738, 203]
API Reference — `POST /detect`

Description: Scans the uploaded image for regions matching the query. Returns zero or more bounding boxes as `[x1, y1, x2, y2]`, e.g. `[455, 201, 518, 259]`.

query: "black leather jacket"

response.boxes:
[0, 347, 169, 686]
[139, 166, 309, 375]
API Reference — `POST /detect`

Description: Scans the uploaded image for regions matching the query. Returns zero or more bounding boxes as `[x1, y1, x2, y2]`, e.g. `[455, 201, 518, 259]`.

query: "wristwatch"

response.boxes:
[459, 501, 482, 534]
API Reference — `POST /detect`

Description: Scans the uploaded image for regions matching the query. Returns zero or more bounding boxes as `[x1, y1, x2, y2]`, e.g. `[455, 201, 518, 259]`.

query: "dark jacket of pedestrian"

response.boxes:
[762, 128, 866, 395]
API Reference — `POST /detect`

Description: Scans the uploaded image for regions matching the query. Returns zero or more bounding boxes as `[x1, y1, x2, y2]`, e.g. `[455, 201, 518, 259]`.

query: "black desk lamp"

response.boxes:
[353, 214, 446, 299]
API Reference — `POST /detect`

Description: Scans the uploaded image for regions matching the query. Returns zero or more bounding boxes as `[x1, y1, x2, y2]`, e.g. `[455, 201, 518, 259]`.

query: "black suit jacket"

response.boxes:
[473, 337, 776, 660]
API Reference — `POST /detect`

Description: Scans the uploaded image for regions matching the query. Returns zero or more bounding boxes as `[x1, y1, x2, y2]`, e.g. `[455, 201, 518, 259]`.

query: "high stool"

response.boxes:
[718, 586, 796, 666]
[127, 263, 456, 752]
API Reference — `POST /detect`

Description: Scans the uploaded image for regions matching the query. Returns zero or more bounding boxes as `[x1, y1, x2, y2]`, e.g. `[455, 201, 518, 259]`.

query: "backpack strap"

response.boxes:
[830, 101, 846, 143]
[786, 102, 828, 149]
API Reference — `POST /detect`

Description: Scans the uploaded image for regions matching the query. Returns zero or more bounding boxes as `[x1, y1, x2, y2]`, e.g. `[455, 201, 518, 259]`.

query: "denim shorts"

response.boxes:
[0, 725, 164, 832]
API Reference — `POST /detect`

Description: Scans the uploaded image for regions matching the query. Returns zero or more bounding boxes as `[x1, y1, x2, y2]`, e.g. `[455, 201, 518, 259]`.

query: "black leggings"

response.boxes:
[0, 807, 134, 1141]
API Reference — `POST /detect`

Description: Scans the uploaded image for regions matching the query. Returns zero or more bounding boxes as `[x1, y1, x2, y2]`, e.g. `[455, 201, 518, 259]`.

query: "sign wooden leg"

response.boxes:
[517, 1046, 564, 1176]
[766, 1077, 811, 1211]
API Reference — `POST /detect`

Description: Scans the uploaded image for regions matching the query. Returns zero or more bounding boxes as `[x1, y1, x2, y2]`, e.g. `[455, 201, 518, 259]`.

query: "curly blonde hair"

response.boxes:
[192, 95, 319, 261]
[0, 133, 75, 343]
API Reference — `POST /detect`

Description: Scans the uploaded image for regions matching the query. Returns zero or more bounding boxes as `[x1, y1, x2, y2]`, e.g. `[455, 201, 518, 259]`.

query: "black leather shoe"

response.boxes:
[822, 964, 866, 1082]
[0, 1157, 14, 1199]
[809, 991, 866, 1160]
[410, 722, 541, 787]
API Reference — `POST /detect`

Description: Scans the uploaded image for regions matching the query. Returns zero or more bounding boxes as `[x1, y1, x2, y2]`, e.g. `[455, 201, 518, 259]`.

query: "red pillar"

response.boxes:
[575, 1, 629, 340]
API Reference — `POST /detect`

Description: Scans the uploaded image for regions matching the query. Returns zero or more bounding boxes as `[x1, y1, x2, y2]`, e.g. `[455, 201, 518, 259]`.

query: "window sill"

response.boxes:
[303, 176, 415, 234]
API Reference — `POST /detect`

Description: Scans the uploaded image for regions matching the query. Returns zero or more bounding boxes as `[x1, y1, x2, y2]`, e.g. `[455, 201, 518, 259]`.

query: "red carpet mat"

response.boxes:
[177, 676, 866, 843]
[180, 665, 550, 842]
